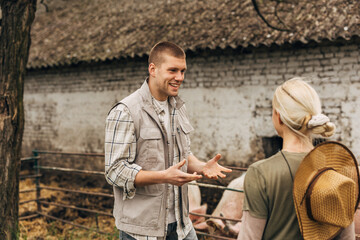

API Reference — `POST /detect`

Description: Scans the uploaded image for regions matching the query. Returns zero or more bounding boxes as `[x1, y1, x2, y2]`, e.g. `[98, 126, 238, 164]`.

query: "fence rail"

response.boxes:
[33, 150, 104, 157]
[188, 181, 244, 193]
[19, 213, 39, 221]
[39, 186, 114, 198]
[19, 198, 45, 205]
[20, 174, 42, 179]
[38, 166, 104, 175]
[19, 188, 36, 193]
[21, 156, 40, 162]
[39, 200, 113, 217]
[189, 212, 241, 223]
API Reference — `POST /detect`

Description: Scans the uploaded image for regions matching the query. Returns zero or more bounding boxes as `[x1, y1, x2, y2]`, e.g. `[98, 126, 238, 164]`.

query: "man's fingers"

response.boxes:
[218, 173, 226, 178]
[175, 159, 187, 169]
[212, 153, 221, 162]
[192, 175, 203, 180]
[221, 166, 233, 173]
[184, 172, 202, 181]
[204, 171, 227, 179]
[175, 173, 202, 186]
[189, 172, 202, 179]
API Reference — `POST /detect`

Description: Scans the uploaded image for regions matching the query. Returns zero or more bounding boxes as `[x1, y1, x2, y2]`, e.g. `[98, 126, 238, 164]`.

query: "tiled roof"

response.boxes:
[27, 0, 360, 68]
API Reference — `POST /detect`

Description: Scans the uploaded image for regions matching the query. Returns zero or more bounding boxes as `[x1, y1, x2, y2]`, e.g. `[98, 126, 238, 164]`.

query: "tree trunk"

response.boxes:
[0, 0, 36, 239]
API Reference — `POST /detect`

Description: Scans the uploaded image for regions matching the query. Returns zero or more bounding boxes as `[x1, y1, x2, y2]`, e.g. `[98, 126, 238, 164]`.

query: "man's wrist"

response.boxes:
[158, 169, 167, 184]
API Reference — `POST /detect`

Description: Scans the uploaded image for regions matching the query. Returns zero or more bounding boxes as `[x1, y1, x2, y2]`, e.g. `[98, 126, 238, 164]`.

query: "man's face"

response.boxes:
[149, 54, 187, 101]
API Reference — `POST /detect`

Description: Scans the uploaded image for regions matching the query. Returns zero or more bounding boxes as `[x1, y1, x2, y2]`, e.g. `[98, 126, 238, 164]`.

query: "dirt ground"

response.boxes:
[19, 169, 118, 240]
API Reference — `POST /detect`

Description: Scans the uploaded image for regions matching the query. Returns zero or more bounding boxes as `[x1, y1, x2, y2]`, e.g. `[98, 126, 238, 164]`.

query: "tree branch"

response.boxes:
[251, 0, 291, 32]
[40, 0, 49, 12]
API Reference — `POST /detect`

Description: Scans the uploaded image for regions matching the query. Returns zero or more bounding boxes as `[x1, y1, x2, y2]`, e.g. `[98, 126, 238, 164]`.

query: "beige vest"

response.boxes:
[111, 80, 194, 237]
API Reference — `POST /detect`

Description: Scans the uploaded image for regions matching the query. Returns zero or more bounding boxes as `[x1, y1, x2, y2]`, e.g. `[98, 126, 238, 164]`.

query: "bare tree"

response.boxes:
[0, 0, 36, 239]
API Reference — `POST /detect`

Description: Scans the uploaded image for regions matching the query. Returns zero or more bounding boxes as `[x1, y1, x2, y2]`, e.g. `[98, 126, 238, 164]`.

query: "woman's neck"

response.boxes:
[281, 130, 313, 153]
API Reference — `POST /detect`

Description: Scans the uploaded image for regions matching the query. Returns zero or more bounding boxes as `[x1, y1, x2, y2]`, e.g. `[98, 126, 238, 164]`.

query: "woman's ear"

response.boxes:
[272, 109, 284, 137]
[274, 110, 283, 125]
[278, 113, 283, 125]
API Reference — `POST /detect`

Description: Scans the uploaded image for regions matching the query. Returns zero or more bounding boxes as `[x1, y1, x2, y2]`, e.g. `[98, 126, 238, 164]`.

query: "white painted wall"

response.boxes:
[23, 43, 360, 167]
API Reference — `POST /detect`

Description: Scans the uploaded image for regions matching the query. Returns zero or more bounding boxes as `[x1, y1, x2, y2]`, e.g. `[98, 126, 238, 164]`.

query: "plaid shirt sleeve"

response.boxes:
[105, 104, 141, 200]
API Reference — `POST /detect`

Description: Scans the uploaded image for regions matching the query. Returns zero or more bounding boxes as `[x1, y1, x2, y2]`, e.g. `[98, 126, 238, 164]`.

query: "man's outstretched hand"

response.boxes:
[202, 154, 232, 179]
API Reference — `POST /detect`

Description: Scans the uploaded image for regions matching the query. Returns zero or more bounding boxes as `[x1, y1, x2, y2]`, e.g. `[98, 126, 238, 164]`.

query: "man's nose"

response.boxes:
[175, 71, 184, 81]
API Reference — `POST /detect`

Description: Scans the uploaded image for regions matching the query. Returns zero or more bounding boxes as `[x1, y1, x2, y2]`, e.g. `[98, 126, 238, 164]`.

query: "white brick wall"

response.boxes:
[23, 42, 360, 166]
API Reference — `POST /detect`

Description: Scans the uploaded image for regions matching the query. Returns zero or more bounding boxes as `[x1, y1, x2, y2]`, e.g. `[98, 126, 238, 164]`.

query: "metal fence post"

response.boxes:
[32, 149, 41, 212]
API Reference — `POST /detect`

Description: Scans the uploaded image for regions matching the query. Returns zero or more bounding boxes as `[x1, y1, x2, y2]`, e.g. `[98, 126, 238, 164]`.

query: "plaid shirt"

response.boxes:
[105, 96, 193, 240]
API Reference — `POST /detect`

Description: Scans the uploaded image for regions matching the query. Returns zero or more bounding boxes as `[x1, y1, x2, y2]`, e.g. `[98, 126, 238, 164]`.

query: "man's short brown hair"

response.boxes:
[148, 41, 186, 66]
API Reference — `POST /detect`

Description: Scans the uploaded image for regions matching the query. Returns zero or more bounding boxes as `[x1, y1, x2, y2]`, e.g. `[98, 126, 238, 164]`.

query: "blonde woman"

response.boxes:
[237, 78, 354, 239]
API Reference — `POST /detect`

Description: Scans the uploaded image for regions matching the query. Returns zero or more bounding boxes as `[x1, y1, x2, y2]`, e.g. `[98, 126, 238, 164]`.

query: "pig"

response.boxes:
[188, 181, 208, 226]
[192, 173, 246, 238]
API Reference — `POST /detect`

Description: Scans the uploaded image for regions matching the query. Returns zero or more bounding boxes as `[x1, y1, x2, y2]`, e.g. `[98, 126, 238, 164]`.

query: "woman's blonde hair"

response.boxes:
[272, 77, 336, 143]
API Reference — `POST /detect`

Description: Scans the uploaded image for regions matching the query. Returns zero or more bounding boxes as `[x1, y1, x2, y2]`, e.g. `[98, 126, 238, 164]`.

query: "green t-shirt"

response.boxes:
[243, 151, 308, 240]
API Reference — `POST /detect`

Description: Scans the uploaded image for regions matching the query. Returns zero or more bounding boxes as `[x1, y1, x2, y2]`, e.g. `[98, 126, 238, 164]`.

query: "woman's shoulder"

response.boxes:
[247, 151, 307, 179]
[249, 151, 283, 170]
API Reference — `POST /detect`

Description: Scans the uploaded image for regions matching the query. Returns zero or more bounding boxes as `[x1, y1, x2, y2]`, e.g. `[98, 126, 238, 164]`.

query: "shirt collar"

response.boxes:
[152, 96, 166, 115]
[139, 78, 184, 110]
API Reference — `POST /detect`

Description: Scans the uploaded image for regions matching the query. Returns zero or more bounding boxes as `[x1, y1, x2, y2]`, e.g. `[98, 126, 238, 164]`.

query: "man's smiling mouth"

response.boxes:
[169, 83, 180, 88]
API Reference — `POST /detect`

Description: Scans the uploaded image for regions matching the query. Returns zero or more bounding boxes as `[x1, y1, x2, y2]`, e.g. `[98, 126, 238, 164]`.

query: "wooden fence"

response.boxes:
[19, 150, 245, 240]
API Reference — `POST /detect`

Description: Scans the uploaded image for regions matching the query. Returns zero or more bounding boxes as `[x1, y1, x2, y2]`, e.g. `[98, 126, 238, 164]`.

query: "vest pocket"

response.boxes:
[179, 121, 194, 134]
[121, 191, 164, 227]
[178, 121, 194, 160]
[139, 128, 162, 165]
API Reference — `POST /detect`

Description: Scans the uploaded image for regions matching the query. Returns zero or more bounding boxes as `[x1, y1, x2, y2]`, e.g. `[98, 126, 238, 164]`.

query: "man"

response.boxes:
[105, 41, 231, 240]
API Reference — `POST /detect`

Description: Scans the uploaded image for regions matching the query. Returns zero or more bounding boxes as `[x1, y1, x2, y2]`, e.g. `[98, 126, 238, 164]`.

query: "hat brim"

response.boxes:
[293, 141, 360, 239]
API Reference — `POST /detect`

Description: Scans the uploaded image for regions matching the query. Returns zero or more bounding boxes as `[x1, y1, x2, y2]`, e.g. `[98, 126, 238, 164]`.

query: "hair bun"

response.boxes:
[321, 122, 336, 137]
[307, 114, 335, 137]
[307, 114, 330, 128]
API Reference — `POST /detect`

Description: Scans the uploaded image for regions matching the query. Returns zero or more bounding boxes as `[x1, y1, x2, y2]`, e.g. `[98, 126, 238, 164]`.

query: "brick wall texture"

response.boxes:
[23, 42, 360, 167]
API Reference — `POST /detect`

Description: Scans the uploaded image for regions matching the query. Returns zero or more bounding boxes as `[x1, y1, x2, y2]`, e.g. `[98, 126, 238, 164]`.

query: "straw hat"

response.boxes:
[293, 141, 360, 240]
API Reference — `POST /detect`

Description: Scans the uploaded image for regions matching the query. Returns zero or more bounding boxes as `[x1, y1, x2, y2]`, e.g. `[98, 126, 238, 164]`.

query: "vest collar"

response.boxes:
[139, 78, 185, 110]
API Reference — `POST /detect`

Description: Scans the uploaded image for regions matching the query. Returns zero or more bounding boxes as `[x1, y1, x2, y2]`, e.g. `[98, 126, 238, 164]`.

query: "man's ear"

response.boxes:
[148, 63, 156, 78]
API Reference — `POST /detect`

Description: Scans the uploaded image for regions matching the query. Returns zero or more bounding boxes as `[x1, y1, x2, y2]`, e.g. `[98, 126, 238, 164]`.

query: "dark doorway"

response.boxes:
[262, 136, 283, 158]
[262, 136, 326, 158]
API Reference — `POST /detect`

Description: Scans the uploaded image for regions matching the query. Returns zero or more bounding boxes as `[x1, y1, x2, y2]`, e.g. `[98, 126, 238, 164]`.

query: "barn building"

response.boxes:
[24, 0, 360, 167]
